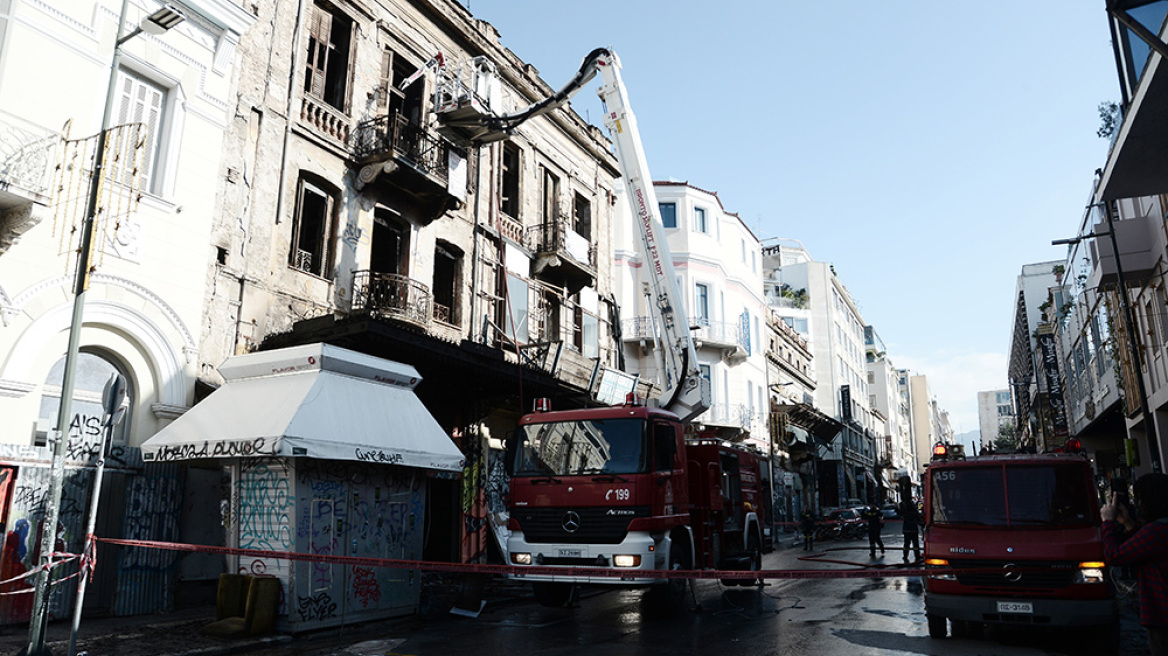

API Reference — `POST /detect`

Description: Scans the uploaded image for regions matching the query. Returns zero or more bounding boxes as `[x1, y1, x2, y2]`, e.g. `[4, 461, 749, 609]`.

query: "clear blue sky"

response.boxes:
[462, 1, 1118, 434]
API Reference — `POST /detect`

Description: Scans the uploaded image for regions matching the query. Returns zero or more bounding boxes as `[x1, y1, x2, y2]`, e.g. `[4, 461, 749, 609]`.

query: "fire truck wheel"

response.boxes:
[532, 582, 576, 608]
[926, 614, 947, 639]
[746, 531, 763, 586]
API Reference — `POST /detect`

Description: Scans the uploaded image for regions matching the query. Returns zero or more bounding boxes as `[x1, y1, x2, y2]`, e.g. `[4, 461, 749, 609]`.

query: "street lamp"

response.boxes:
[24, 3, 184, 655]
[1052, 201, 1161, 474]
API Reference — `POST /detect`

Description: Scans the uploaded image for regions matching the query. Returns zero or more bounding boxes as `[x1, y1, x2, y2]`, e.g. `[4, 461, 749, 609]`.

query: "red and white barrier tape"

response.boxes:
[93, 536, 928, 581]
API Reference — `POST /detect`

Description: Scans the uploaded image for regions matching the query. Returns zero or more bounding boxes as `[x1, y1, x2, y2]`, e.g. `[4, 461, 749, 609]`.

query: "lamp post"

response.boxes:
[1053, 202, 1162, 474]
[24, 4, 184, 655]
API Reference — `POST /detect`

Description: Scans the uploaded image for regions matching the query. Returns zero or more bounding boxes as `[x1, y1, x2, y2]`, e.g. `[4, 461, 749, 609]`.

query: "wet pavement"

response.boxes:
[0, 529, 1149, 656]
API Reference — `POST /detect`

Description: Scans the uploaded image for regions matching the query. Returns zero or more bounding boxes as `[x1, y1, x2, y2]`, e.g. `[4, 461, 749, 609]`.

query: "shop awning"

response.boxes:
[141, 344, 465, 472]
[772, 403, 843, 443]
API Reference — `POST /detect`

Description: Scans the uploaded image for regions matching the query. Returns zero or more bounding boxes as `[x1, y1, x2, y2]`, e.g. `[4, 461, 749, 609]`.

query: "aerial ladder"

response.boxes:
[434, 48, 710, 421]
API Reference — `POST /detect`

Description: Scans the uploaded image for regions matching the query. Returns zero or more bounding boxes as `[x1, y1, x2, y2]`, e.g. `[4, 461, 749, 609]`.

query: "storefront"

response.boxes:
[142, 343, 464, 632]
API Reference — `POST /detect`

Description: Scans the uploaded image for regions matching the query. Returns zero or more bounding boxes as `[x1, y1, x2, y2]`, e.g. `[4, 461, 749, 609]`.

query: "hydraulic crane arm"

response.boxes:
[438, 48, 709, 421]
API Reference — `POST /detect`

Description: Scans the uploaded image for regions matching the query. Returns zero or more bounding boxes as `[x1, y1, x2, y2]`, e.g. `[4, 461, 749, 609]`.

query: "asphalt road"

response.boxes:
[242, 529, 1148, 656]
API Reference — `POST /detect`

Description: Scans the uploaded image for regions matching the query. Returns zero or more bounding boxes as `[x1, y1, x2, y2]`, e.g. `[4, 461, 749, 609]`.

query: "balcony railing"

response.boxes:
[300, 96, 351, 144]
[353, 111, 449, 183]
[699, 403, 751, 430]
[526, 218, 594, 269]
[0, 109, 57, 198]
[350, 270, 432, 328]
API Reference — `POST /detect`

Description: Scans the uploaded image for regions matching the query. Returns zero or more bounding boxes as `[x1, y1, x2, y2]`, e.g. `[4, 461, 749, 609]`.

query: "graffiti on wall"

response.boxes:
[235, 459, 293, 578]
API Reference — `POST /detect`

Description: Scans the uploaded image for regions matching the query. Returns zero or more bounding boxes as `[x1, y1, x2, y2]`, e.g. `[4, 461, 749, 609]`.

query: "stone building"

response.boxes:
[151, 0, 624, 629]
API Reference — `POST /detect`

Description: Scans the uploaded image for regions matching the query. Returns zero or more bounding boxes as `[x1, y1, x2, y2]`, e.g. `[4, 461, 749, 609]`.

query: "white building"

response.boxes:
[762, 239, 875, 507]
[977, 389, 1015, 446]
[908, 373, 938, 474]
[614, 181, 769, 450]
[0, 0, 253, 619]
[866, 326, 913, 502]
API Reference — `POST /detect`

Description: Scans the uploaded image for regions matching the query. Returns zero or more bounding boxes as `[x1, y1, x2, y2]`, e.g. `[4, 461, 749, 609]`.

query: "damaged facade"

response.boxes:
[189, 0, 622, 629]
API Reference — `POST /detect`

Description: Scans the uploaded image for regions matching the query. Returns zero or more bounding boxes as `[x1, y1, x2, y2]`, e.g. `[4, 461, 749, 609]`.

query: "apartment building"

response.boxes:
[762, 240, 876, 508]
[614, 181, 769, 449]
[866, 326, 912, 503]
[976, 388, 1016, 447]
[0, 0, 253, 621]
[1007, 260, 1061, 452]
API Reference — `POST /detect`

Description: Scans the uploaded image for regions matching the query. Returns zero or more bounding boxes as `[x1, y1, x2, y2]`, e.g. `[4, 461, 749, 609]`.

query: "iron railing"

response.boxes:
[350, 270, 432, 328]
[352, 111, 449, 183]
[525, 217, 595, 269]
[0, 109, 58, 197]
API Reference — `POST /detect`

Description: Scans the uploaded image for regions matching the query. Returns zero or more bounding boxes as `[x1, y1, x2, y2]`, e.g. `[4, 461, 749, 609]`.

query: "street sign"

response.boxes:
[102, 373, 127, 427]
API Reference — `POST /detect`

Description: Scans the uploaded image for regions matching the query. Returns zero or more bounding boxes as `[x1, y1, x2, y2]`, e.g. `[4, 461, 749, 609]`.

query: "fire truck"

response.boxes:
[922, 441, 1118, 642]
[432, 48, 766, 611]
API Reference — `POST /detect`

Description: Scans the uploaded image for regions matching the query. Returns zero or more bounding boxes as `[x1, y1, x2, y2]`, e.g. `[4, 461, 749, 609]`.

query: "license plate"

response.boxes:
[997, 601, 1033, 614]
[557, 548, 582, 558]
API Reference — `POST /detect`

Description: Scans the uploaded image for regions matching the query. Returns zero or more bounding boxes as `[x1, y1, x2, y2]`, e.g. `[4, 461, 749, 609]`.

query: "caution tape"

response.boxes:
[94, 536, 931, 581]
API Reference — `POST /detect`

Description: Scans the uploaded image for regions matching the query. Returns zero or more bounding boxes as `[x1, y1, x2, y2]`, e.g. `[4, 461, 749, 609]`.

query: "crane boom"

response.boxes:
[435, 48, 709, 421]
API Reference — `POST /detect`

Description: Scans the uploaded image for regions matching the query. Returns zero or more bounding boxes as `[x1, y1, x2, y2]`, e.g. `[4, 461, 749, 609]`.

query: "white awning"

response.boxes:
[141, 344, 464, 472]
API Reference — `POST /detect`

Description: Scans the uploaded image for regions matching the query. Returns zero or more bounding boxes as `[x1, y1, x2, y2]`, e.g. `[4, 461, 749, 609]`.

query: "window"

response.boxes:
[433, 242, 461, 325]
[500, 142, 521, 218]
[114, 68, 166, 193]
[541, 166, 560, 223]
[504, 273, 529, 342]
[659, 202, 676, 228]
[380, 47, 424, 125]
[370, 207, 408, 275]
[304, 2, 352, 111]
[695, 283, 710, 324]
[37, 350, 133, 447]
[290, 175, 338, 277]
[694, 207, 707, 233]
[573, 192, 592, 240]
[574, 307, 599, 359]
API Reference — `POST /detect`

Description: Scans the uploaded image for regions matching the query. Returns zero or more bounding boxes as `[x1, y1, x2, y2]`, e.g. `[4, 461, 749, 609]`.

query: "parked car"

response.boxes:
[827, 508, 865, 540]
[880, 503, 899, 520]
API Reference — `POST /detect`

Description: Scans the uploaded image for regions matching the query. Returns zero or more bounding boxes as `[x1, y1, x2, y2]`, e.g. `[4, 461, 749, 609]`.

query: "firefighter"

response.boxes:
[863, 503, 885, 558]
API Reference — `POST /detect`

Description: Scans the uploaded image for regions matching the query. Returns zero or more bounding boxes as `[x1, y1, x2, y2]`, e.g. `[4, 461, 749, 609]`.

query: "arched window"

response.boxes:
[36, 350, 134, 450]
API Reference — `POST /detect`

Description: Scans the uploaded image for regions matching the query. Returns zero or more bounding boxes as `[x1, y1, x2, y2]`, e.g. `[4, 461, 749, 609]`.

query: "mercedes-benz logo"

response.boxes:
[1003, 563, 1022, 582]
[561, 511, 581, 533]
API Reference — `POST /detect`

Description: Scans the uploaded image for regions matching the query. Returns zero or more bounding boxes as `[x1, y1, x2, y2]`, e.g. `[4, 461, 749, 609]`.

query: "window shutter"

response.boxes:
[305, 5, 331, 98]
[378, 48, 393, 110]
[113, 70, 164, 190]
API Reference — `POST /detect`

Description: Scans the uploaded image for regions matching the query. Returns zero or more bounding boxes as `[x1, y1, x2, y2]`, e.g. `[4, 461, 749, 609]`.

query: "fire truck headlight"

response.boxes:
[1075, 562, 1105, 584]
[924, 558, 956, 580]
[511, 552, 532, 566]
[613, 554, 641, 568]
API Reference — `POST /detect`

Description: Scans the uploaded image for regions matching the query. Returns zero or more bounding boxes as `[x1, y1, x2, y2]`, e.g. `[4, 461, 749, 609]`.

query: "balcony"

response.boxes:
[350, 270, 432, 329]
[300, 96, 351, 145]
[695, 403, 751, 442]
[352, 111, 464, 221]
[0, 110, 57, 255]
[527, 215, 595, 294]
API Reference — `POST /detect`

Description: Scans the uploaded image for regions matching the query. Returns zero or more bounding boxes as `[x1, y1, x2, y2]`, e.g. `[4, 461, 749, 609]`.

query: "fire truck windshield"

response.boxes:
[930, 464, 1095, 528]
[514, 418, 647, 477]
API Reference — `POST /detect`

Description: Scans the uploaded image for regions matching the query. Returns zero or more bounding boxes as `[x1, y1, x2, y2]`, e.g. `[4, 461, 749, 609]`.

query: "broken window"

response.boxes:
[573, 192, 591, 240]
[290, 174, 338, 278]
[541, 166, 560, 224]
[304, 2, 352, 112]
[370, 207, 408, 275]
[380, 47, 424, 125]
[571, 296, 599, 358]
[433, 241, 462, 325]
[501, 142, 521, 219]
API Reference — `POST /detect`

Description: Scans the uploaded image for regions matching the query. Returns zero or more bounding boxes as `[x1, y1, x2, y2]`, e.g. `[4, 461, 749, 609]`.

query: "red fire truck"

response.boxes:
[505, 397, 766, 610]
[922, 442, 1118, 642]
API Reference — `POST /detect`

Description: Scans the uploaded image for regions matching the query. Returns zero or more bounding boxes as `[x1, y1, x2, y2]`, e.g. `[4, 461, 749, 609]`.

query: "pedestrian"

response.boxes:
[1101, 472, 1168, 655]
[901, 499, 921, 563]
[863, 503, 885, 558]
[799, 509, 816, 551]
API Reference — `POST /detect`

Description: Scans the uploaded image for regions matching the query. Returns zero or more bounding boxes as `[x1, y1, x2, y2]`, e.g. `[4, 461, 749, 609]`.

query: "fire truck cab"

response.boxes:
[922, 443, 1118, 642]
